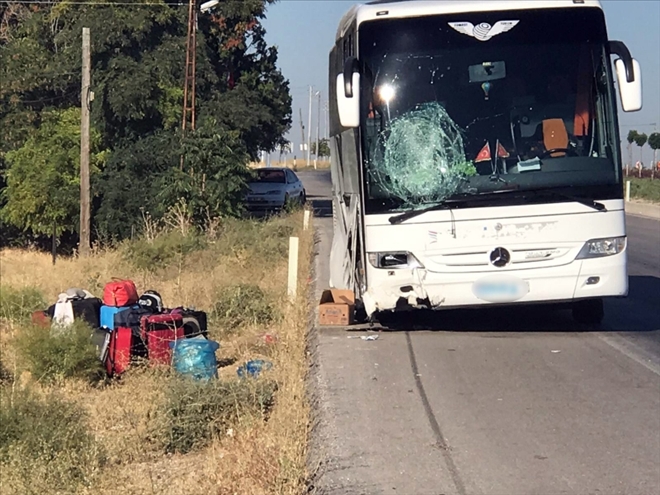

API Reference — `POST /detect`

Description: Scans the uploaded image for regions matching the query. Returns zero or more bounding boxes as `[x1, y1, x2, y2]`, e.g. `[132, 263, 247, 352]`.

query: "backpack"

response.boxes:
[137, 290, 163, 313]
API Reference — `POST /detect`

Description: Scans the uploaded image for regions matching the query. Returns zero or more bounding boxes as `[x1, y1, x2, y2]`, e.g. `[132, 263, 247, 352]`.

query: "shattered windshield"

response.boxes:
[358, 8, 621, 213]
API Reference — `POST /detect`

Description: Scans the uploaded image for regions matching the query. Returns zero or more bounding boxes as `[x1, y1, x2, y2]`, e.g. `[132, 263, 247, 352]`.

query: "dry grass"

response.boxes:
[0, 211, 314, 495]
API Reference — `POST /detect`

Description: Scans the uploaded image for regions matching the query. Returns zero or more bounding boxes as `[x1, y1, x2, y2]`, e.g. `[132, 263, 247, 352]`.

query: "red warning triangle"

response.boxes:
[497, 142, 510, 158]
[475, 142, 491, 163]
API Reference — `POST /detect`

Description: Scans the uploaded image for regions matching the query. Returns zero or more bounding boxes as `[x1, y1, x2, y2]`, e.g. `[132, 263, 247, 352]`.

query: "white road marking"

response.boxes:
[598, 333, 660, 377]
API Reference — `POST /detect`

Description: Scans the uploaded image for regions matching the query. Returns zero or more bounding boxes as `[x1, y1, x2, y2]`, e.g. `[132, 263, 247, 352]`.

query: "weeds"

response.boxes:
[0, 285, 46, 322]
[0, 210, 312, 494]
[0, 387, 104, 494]
[13, 321, 104, 384]
[627, 177, 660, 203]
[159, 377, 277, 454]
[212, 284, 277, 331]
[124, 229, 207, 272]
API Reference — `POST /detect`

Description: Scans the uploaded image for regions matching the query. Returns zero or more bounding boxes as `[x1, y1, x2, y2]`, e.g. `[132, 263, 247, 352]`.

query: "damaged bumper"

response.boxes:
[361, 255, 627, 317]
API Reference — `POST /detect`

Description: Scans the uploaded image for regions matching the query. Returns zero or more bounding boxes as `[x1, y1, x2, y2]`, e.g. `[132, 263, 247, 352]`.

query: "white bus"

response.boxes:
[328, 0, 642, 324]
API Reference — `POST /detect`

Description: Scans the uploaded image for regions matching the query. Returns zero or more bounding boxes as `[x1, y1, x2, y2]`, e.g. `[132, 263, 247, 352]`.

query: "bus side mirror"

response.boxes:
[336, 57, 360, 128]
[609, 41, 642, 112]
[615, 58, 642, 112]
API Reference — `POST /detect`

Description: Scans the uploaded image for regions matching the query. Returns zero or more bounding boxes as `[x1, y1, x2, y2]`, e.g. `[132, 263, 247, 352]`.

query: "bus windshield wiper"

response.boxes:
[389, 201, 455, 225]
[388, 187, 606, 225]
[519, 188, 607, 212]
[389, 189, 520, 224]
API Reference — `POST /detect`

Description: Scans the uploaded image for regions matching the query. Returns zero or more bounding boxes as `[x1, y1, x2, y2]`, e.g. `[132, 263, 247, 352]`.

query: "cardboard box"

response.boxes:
[319, 289, 355, 326]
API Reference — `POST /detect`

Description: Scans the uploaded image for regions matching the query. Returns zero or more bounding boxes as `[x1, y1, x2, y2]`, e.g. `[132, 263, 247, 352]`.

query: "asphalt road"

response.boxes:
[301, 170, 660, 495]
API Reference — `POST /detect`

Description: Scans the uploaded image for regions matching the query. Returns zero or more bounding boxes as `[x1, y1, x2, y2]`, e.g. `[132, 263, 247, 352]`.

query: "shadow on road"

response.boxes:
[374, 275, 660, 334]
[309, 197, 332, 218]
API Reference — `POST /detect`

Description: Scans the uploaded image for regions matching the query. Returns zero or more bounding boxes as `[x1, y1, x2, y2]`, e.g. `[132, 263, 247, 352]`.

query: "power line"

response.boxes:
[0, 1, 186, 6]
[1, 89, 79, 105]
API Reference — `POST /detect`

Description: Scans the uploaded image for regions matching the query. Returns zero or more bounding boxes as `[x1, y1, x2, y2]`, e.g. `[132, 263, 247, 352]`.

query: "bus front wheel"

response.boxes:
[572, 298, 604, 325]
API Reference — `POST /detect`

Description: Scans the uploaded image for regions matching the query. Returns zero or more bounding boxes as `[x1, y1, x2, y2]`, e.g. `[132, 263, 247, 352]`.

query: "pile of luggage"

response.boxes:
[33, 279, 210, 377]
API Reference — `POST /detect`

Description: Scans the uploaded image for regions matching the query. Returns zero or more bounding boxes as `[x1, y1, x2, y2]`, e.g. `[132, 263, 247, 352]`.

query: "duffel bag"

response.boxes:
[103, 279, 138, 307]
[167, 307, 208, 338]
[46, 297, 103, 329]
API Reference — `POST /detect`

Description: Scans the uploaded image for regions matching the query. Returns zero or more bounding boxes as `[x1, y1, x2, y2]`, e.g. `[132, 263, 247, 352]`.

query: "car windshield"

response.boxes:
[254, 170, 286, 183]
[358, 8, 622, 214]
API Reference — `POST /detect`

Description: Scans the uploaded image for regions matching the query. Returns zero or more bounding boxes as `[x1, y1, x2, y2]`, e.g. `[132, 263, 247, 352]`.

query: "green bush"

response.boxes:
[123, 230, 207, 272]
[0, 387, 104, 493]
[212, 284, 277, 330]
[159, 377, 276, 454]
[0, 286, 46, 322]
[13, 321, 104, 384]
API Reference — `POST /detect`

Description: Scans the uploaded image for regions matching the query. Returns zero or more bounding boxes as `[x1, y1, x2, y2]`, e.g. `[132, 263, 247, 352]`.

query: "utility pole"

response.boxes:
[79, 27, 91, 257]
[299, 108, 305, 155]
[315, 91, 321, 169]
[307, 86, 313, 167]
[182, 0, 197, 133]
[180, 0, 197, 170]
[325, 100, 330, 139]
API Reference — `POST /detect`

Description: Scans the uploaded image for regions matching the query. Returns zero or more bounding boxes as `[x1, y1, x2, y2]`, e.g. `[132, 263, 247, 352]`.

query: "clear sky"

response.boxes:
[262, 0, 660, 161]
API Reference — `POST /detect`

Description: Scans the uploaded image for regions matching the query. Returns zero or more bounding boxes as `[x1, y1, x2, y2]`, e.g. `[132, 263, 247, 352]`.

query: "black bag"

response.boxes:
[166, 308, 208, 338]
[46, 297, 102, 329]
[114, 306, 153, 330]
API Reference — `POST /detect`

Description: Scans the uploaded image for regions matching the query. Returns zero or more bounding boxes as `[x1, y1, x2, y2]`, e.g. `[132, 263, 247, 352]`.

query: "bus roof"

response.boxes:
[336, 0, 603, 41]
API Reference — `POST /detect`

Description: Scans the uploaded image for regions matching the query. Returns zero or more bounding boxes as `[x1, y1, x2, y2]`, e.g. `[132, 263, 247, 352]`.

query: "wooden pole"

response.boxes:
[52, 221, 57, 265]
[79, 27, 91, 257]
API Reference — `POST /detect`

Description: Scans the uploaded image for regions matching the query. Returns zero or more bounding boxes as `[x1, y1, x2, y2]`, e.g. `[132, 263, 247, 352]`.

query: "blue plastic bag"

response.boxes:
[237, 359, 273, 379]
[170, 337, 220, 381]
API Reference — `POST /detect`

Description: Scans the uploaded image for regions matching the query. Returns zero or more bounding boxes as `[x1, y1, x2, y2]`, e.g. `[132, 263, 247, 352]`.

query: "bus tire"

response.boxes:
[572, 298, 604, 325]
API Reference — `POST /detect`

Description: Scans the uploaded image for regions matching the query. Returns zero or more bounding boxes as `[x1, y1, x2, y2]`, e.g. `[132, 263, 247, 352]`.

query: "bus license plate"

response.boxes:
[472, 276, 529, 303]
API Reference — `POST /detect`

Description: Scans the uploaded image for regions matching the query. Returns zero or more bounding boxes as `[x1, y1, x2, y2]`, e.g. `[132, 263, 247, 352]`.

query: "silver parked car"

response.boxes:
[245, 168, 306, 212]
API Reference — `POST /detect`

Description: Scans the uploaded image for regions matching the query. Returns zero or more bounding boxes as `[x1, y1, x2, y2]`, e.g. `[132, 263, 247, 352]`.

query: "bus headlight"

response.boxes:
[576, 236, 626, 259]
[368, 252, 425, 269]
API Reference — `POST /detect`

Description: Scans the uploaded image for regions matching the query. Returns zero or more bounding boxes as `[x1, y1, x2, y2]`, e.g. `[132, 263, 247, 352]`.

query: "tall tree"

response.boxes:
[312, 138, 330, 158]
[0, 1, 292, 242]
[648, 132, 660, 171]
[1, 108, 104, 236]
[626, 129, 638, 168]
[634, 132, 648, 167]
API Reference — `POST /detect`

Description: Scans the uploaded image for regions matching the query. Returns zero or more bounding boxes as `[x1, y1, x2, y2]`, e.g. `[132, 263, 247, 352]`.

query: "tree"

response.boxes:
[1, 108, 104, 236]
[634, 132, 648, 167]
[626, 129, 638, 168]
[648, 132, 660, 170]
[0, 1, 292, 243]
[311, 138, 330, 158]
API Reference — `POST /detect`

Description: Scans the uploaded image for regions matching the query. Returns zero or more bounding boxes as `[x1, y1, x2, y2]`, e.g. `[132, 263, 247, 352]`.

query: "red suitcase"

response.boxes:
[105, 327, 134, 377]
[140, 314, 185, 365]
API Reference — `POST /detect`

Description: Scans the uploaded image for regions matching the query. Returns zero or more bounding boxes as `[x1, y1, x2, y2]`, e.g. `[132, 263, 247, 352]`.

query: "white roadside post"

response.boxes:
[288, 237, 299, 301]
[303, 210, 311, 230]
[626, 180, 631, 202]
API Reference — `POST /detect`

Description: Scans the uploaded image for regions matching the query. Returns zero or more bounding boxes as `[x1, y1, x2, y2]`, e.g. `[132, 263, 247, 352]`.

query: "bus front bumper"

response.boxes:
[362, 255, 627, 317]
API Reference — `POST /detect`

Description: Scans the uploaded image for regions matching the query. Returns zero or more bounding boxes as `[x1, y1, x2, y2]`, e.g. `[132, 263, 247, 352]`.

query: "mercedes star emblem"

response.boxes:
[489, 247, 511, 267]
